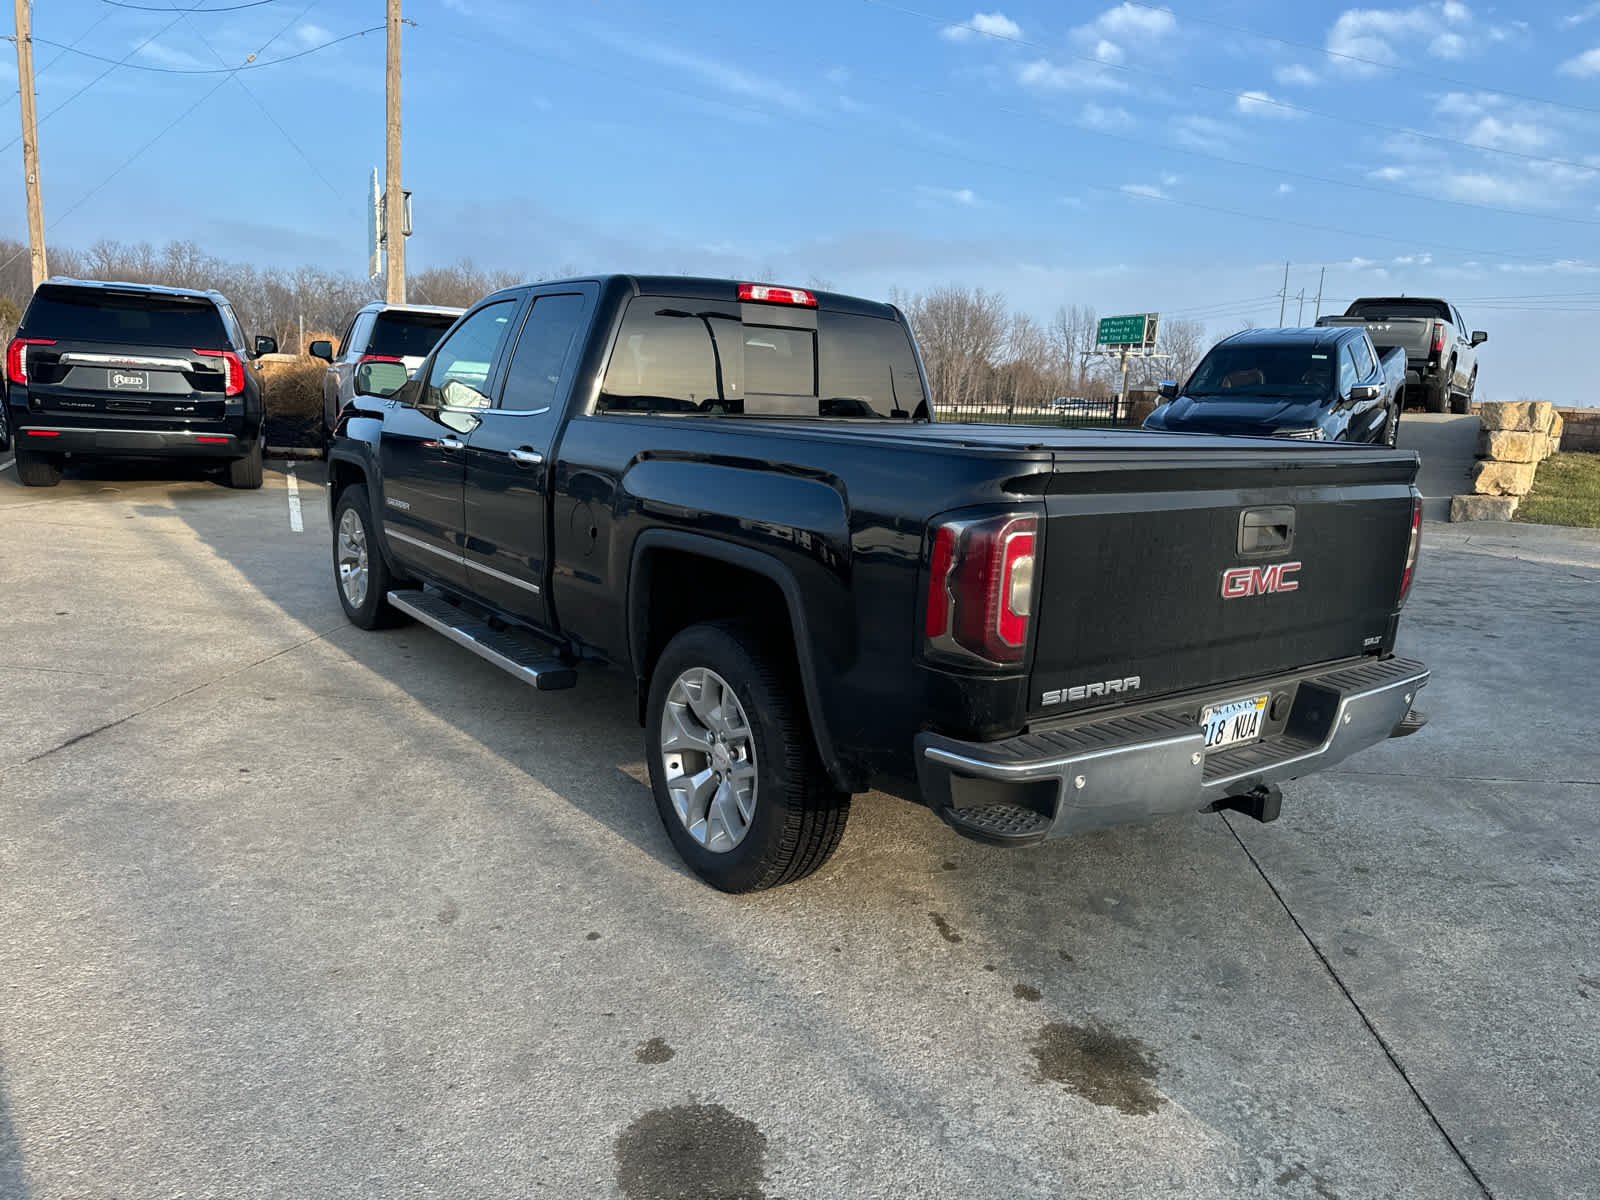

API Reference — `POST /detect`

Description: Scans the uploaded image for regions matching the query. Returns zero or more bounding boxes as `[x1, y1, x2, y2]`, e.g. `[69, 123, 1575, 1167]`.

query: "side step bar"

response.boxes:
[386, 590, 577, 691]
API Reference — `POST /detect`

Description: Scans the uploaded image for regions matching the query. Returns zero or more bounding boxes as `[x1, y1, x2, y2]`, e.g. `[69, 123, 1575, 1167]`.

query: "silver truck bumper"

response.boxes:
[914, 656, 1429, 845]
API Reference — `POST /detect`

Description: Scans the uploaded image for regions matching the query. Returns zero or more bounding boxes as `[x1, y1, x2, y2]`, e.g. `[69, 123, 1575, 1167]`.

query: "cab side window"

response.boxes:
[1351, 336, 1374, 378]
[425, 300, 518, 409]
[1338, 345, 1359, 395]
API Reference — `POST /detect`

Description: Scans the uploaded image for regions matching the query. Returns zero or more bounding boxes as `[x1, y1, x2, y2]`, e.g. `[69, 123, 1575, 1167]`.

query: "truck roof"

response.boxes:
[480, 274, 901, 321]
[1214, 326, 1359, 352]
[41, 276, 229, 305]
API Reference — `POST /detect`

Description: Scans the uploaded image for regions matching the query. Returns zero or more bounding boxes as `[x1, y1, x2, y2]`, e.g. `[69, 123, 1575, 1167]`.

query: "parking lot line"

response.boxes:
[0, 457, 14, 472]
[285, 464, 303, 532]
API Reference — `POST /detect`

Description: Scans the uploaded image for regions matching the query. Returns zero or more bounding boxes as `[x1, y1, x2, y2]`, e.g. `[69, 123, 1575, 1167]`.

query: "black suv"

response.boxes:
[2, 278, 275, 488]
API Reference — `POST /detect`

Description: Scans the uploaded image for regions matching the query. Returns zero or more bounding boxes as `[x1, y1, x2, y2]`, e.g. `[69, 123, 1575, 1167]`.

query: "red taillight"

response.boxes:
[738, 283, 817, 307]
[1398, 494, 1422, 605]
[925, 514, 1038, 665]
[6, 336, 55, 384]
[193, 348, 244, 396]
[194, 435, 230, 444]
[25, 429, 60, 437]
[1430, 322, 1445, 356]
[359, 353, 403, 364]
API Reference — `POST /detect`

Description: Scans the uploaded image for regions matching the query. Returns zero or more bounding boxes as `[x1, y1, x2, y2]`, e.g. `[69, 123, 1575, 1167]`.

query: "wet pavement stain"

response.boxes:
[1013, 983, 1042, 1002]
[1274, 1161, 1340, 1198]
[436, 899, 459, 927]
[615, 1101, 768, 1200]
[1029, 1020, 1165, 1116]
[929, 913, 962, 944]
[586, 931, 602, 941]
[636, 1037, 676, 1065]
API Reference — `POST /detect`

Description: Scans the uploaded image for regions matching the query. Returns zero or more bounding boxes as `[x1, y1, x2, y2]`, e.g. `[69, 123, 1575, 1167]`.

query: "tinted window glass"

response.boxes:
[1345, 299, 1451, 322]
[425, 300, 518, 409]
[1185, 344, 1333, 401]
[499, 293, 588, 412]
[22, 285, 226, 348]
[369, 311, 460, 359]
[598, 298, 926, 418]
[1338, 346, 1358, 394]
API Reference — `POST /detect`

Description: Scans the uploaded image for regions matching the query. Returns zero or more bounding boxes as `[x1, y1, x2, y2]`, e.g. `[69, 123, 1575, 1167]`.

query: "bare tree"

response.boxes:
[1128, 317, 1210, 388]
[902, 284, 1009, 409]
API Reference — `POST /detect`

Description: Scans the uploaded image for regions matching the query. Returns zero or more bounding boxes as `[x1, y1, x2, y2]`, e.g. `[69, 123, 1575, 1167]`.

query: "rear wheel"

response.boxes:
[646, 621, 850, 892]
[1450, 368, 1475, 416]
[332, 487, 408, 629]
[1424, 375, 1449, 414]
[14, 447, 63, 487]
[224, 437, 264, 489]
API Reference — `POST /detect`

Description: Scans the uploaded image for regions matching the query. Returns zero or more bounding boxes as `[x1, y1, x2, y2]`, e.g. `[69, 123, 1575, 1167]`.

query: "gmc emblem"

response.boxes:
[1222, 561, 1301, 598]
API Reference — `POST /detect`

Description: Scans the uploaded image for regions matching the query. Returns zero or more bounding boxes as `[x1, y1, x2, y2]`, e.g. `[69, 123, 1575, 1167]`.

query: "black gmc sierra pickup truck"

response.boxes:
[326, 275, 1429, 892]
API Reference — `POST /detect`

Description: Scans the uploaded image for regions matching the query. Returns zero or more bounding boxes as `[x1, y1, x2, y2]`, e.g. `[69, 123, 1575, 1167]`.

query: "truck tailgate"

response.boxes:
[1029, 443, 1417, 717]
[1319, 316, 1433, 359]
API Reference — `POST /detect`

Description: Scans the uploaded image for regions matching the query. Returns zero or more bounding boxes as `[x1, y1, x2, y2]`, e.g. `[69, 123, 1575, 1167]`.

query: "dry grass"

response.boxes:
[1516, 453, 1600, 528]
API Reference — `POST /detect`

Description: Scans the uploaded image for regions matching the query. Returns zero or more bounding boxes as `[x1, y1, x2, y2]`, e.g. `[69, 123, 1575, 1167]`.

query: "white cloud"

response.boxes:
[1088, 3, 1178, 39]
[1326, 3, 1474, 72]
[297, 23, 333, 46]
[1371, 165, 1409, 181]
[1393, 253, 1434, 265]
[1559, 46, 1600, 75]
[1080, 102, 1134, 130]
[1093, 39, 1125, 64]
[941, 12, 1022, 42]
[1236, 90, 1302, 117]
[1274, 63, 1319, 86]
[1277, 183, 1295, 194]
[1121, 182, 1170, 200]
[1465, 116, 1550, 151]
[1566, 3, 1600, 26]
[915, 185, 981, 207]
[135, 41, 209, 70]
[1016, 58, 1126, 91]
[595, 34, 814, 113]
[1173, 114, 1238, 151]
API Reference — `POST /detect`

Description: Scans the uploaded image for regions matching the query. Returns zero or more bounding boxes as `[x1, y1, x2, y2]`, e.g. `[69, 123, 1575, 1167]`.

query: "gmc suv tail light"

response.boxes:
[192, 348, 244, 397]
[1398, 493, 1422, 605]
[925, 513, 1038, 665]
[6, 337, 55, 384]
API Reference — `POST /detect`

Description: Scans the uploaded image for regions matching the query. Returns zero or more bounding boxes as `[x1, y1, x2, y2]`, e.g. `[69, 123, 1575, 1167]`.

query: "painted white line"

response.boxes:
[286, 463, 304, 533]
[0, 458, 14, 473]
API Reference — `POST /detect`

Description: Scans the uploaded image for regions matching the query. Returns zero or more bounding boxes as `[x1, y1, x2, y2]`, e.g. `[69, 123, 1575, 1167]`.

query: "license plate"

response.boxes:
[109, 369, 148, 391]
[1201, 693, 1269, 752]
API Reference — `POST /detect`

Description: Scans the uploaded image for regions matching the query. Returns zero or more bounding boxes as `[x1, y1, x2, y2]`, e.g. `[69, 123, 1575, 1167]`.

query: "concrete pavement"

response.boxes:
[1397, 413, 1480, 522]
[1, 459, 1595, 1199]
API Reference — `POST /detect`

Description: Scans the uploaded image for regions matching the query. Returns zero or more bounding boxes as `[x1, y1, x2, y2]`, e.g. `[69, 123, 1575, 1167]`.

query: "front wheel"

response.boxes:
[332, 487, 408, 629]
[1383, 403, 1400, 447]
[646, 621, 850, 892]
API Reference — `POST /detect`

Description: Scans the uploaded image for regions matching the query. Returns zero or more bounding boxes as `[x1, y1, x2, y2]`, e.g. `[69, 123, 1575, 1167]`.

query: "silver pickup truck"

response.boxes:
[1316, 297, 1486, 414]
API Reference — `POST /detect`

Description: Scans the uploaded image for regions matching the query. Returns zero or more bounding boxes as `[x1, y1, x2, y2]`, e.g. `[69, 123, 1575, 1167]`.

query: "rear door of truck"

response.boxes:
[1027, 440, 1417, 719]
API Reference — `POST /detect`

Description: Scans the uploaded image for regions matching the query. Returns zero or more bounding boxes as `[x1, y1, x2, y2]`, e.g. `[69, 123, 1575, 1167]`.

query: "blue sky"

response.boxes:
[4, 0, 1600, 402]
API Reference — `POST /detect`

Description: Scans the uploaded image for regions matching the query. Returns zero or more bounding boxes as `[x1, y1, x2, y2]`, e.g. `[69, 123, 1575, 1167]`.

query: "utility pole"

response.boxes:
[1313, 266, 1326, 320]
[384, 0, 405, 304]
[1295, 289, 1306, 325]
[13, 0, 47, 288]
[1277, 261, 1290, 326]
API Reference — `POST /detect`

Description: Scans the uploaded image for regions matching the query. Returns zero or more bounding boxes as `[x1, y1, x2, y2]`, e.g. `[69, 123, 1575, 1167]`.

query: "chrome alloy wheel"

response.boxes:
[659, 667, 758, 852]
[337, 507, 370, 609]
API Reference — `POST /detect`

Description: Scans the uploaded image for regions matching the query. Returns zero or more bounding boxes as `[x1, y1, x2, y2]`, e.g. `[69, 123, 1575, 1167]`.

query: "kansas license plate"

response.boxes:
[1202, 694, 1269, 752]
[109, 369, 148, 390]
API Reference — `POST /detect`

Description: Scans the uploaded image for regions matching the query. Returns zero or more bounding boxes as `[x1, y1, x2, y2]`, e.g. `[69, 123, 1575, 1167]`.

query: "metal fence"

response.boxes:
[932, 394, 1134, 428]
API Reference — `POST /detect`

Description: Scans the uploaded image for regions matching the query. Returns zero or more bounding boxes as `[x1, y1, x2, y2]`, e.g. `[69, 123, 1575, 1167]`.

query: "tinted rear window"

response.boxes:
[368, 311, 459, 358]
[598, 297, 925, 419]
[1345, 299, 1451, 322]
[22, 286, 226, 347]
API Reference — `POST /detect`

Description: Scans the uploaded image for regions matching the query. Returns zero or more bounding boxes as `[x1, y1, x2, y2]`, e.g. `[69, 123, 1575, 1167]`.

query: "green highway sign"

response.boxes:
[1096, 312, 1159, 346]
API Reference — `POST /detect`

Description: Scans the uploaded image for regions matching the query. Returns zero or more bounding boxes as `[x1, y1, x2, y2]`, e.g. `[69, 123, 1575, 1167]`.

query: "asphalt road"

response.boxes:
[1395, 413, 1480, 522]
[1, 457, 1596, 1200]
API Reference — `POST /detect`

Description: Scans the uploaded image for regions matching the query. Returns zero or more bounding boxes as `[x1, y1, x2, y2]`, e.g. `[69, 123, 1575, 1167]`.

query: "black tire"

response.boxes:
[224, 437, 265, 489]
[14, 447, 63, 487]
[1450, 368, 1475, 416]
[332, 486, 408, 629]
[646, 621, 850, 893]
[1424, 377, 1449, 414]
[1383, 403, 1400, 447]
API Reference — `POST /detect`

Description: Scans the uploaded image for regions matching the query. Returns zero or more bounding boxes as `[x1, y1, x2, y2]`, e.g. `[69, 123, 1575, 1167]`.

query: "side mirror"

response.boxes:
[1470, 330, 1488, 347]
[307, 339, 334, 363]
[354, 358, 411, 399]
[1349, 383, 1381, 403]
[1158, 379, 1178, 399]
[253, 335, 278, 357]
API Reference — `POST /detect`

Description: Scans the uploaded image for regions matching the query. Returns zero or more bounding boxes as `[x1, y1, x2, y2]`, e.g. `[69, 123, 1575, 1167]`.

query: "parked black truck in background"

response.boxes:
[327, 276, 1430, 892]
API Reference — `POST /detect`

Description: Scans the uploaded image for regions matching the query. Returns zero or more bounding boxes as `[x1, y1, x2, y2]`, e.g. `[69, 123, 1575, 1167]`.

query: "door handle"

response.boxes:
[508, 447, 543, 466]
[438, 437, 465, 451]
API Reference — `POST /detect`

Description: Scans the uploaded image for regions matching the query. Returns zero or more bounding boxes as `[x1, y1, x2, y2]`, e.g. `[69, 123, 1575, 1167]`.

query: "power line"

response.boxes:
[101, 1, 280, 9]
[861, 0, 1600, 174]
[35, 25, 384, 74]
[1, 8, 117, 109]
[1118, 0, 1600, 118]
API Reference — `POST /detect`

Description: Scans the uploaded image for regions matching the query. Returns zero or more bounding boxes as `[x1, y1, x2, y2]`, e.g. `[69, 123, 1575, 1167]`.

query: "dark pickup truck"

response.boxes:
[326, 275, 1429, 892]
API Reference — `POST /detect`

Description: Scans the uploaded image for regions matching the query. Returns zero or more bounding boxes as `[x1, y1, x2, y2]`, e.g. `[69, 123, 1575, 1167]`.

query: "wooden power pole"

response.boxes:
[384, 0, 405, 303]
[13, 0, 47, 288]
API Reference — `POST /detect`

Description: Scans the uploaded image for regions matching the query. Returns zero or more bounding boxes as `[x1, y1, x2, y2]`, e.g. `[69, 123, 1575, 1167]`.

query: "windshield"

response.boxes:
[1184, 344, 1333, 401]
[1345, 299, 1450, 322]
